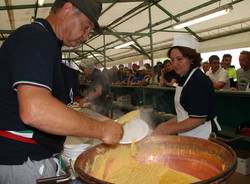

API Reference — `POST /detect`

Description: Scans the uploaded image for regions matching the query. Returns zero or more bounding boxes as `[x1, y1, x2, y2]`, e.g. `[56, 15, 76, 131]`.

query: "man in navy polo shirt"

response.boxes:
[0, 0, 123, 183]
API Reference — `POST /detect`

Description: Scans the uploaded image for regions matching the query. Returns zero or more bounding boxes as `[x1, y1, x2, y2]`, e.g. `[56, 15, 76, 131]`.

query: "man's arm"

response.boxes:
[213, 69, 229, 90]
[213, 81, 226, 90]
[17, 85, 122, 144]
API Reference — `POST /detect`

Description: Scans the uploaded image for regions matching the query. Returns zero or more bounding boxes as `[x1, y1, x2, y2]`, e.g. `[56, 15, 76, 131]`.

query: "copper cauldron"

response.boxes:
[74, 136, 237, 184]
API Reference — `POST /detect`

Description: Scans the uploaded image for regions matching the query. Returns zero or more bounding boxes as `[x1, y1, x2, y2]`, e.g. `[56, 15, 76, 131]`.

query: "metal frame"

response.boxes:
[0, 0, 248, 65]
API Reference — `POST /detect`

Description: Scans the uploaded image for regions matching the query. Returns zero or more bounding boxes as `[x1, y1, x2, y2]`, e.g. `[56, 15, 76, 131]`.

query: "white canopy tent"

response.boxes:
[0, 0, 250, 67]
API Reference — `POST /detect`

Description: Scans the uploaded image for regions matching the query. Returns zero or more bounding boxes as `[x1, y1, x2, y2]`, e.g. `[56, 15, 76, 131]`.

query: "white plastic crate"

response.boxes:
[236, 157, 250, 175]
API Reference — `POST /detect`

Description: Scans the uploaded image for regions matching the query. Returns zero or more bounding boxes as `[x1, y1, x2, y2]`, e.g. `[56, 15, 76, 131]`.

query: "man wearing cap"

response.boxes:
[0, 0, 123, 183]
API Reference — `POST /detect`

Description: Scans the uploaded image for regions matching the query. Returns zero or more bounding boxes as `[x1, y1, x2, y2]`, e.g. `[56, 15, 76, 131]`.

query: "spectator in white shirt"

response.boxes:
[201, 61, 210, 73]
[206, 55, 230, 90]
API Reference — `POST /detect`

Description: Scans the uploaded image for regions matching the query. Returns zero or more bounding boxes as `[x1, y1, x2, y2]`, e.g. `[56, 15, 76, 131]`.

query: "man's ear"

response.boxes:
[61, 2, 74, 16]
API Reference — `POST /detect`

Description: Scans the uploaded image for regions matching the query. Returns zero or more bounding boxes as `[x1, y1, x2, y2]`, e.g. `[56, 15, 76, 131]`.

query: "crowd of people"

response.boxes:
[202, 51, 250, 90]
[78, 50, 250, 118]
[81, 50, 250, 91]
[80, 60, 179, 87]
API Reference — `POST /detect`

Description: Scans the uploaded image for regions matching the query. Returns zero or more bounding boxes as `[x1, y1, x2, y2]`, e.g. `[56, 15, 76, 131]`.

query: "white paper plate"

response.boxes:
[119, 118, 149, 144]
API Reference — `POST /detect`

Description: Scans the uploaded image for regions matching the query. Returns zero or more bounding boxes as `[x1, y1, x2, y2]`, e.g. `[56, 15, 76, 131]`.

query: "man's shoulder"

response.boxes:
[216, 68, 228, 78]
[219, 67, 227, 73]
[206, 69, 213, 76]
[92, 68, 102, 76]
[90, 69, 104, 81]
[13, 23, 43, 37]
[237, 68, 243, 72]
[237, 68, 246, 75]
[237, 68, 250, 77]
[14, 23, 56, 45]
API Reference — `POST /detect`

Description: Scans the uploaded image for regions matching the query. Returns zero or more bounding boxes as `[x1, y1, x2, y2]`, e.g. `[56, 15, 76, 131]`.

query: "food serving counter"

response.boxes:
[80, 84, 250, 146]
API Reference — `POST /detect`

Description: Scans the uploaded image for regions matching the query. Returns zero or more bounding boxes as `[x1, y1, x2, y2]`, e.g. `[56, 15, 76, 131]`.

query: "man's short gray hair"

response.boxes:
[80, 59, 96, 69]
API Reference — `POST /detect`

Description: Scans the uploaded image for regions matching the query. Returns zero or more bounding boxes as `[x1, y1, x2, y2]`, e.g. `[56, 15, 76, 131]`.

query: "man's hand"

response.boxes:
[101, 120, 123, 145]
[81, 102, 91, 108]
[79, 98, 91, 108]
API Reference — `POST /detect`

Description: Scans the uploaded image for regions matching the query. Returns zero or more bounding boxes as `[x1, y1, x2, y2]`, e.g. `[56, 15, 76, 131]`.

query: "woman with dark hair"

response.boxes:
[154, 46, 220, 139]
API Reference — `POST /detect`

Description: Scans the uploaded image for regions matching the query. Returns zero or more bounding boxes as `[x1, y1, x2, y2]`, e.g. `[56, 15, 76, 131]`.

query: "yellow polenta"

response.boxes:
[116, 110, 140, 125]
[89, 146, 199, 184]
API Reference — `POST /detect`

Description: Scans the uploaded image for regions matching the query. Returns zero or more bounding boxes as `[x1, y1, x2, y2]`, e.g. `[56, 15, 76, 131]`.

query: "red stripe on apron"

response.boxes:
[0, 130, 37, 144]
